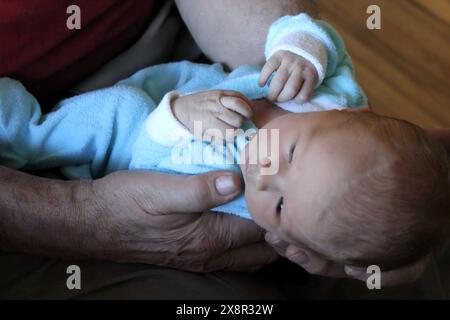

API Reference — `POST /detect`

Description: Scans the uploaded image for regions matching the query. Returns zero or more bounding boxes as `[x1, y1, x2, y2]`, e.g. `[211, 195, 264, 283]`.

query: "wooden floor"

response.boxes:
[316, 0, 450, 128]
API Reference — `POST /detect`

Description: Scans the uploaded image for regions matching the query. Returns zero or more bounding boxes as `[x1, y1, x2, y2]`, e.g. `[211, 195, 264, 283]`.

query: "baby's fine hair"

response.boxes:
[322, 113, 450, 270]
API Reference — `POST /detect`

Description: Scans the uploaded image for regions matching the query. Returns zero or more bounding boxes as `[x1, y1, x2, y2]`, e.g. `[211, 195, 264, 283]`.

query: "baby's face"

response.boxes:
[240, 110, 374, 256]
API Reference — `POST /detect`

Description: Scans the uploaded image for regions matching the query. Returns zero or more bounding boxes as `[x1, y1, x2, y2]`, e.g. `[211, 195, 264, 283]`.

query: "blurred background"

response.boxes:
[316, 0, 450, 128]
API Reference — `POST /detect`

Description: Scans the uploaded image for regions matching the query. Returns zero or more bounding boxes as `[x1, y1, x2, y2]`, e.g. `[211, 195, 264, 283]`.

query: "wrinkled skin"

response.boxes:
[91, 170, 279, 272]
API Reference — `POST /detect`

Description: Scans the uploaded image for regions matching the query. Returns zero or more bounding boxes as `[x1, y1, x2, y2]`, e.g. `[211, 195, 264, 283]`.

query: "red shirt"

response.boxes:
[0, 0, 160, 110]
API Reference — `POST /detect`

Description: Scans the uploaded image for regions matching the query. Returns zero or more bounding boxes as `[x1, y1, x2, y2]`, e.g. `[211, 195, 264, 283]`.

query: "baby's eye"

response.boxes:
[276, 197, 284, 215]
[288, 145, 296, 163]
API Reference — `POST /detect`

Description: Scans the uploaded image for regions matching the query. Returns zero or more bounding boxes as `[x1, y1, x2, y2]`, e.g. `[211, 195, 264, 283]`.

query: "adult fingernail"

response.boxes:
[288, 251, 309, 265]
[344, 266, 366, 278]
[220, 96, 231, 108]
[289, 252, 309, 265]
[215, 175, 238, 196]
[265, 233, 284, 248]
[264, 232, 276, 243]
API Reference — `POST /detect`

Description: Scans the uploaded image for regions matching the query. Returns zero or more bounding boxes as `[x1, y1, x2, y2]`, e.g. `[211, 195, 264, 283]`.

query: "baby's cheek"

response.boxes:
[245, 191, 274, 231]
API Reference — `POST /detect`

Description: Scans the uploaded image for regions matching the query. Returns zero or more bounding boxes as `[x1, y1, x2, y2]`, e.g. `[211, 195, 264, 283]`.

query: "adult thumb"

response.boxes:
[155, 170, 242, 214]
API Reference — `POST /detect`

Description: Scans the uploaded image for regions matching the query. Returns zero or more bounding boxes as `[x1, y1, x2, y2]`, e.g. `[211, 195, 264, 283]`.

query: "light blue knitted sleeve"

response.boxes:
[0, 62, 267, 179]
[0, 78, 155, 179]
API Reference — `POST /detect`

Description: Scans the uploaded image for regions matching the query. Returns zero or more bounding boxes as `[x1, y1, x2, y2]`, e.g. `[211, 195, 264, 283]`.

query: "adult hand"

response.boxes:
[265, 232, 430, 286]
[89, 170, 278, 272]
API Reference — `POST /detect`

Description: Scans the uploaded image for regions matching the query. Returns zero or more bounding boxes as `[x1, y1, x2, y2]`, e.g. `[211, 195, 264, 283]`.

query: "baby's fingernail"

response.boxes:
[215, 175, 238, 196]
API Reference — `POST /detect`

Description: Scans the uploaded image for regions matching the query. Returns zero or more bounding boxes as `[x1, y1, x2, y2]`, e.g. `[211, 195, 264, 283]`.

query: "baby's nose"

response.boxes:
[254, 157, 276, 191]
[254, 172, 268, 191]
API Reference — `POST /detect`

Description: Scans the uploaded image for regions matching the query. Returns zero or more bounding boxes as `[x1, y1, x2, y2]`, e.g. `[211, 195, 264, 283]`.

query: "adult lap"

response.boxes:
[1, 249, 448, 299]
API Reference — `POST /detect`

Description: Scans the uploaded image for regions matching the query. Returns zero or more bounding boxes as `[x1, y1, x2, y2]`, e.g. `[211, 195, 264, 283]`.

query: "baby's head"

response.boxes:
[240, 110, 450, 270]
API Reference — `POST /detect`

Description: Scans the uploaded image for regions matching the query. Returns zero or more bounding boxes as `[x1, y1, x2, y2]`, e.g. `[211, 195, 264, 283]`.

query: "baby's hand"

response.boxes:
[259, 50, 318, 104]
[172, 90, 253, 143]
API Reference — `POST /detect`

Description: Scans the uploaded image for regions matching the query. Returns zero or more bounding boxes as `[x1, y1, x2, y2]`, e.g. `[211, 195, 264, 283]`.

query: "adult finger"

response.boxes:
[134, 170, 242, 214]
[208, 212, 268, 248]
[207, 242, 280, 272]
[285, 245, 348, 278]
[265, 232, 346, 277]
[345, 254, 431, 287]
[265, 232, 290, 256]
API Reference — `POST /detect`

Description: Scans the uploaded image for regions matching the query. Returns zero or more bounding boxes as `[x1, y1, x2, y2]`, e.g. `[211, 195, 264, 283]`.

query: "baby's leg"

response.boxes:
[0, 80, 153, 178]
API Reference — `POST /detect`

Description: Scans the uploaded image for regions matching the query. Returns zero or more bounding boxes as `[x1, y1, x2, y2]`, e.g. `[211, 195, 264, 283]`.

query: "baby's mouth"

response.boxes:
[239, 134, 259, 186]
[243, 162, 260, 188]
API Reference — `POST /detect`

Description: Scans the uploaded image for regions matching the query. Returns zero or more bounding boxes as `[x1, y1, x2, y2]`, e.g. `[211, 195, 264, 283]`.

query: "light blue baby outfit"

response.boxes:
[0, 14, 367, 219]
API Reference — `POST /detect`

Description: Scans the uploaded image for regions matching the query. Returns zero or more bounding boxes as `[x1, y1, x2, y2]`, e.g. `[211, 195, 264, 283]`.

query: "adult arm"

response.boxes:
[174, 0, 317, 69]
[0, 166, 277, 271]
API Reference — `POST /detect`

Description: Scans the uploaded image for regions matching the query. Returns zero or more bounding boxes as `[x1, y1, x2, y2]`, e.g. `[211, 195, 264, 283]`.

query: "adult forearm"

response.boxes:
[0, 166, 276, 271]
[0, 166, 99, 259]
[175, 0, 316, 69]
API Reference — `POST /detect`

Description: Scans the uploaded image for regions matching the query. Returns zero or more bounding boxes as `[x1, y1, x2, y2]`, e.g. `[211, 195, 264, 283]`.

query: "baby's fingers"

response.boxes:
[204, 118, 239, 144]
[295, 70, 317, 103]
[259, 55, 281, 87]
[277, 71, 304, 102]
[216, 106, 246, 129]
[220, 96, 253, 119]
[267, 67, 289, 102]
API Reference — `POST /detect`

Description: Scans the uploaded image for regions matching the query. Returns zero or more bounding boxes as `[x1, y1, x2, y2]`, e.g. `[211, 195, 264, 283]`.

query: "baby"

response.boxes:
[170, 93, 450, 271]
[0, 12, 449, 271]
